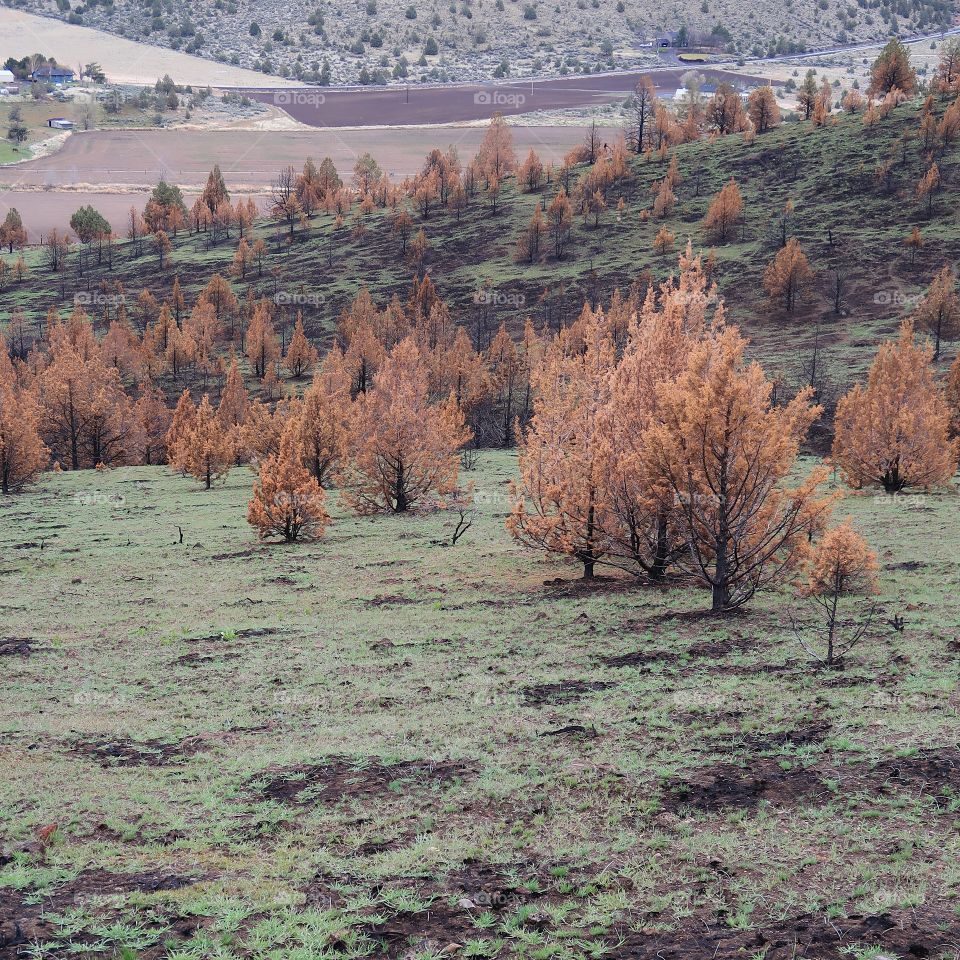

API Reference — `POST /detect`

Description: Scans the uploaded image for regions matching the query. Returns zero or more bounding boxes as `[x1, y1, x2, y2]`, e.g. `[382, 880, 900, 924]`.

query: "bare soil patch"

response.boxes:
[664, 758, 829, 812]
[0, 639, 35, 657]
[867, 747, 960, 797]
[0, 869, 200, 960]
[522, 680, 615, 706]
[71, 736, 204, 767]
[256, 757, 474, 805]
[606, 907, 960, 959]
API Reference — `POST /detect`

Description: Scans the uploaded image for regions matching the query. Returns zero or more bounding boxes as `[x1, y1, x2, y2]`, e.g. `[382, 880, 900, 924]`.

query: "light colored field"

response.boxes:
[0, 7, 299, 87]
[0, 124, 589, 238]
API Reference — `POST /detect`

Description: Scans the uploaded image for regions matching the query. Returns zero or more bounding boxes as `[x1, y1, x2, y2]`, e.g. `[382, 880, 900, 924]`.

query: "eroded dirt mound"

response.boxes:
[257, 756, 474, 805]
[867, 747, 960, 796]
[523, 680, 614, 706]
[0, 639, 36, 657]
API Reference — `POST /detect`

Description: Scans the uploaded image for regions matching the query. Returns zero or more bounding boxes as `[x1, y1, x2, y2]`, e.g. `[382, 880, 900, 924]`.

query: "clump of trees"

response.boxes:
[510, 249, 833, 611]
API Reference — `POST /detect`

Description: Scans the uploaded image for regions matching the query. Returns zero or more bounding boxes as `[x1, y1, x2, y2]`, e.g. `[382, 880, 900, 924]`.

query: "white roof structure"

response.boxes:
[0, 69, 16, 83]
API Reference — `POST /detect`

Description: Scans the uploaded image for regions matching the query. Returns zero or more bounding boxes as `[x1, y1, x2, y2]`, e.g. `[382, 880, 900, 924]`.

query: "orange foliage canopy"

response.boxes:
[640, 324, 831, 610]
[247, 421, 329, 542]
[832, 320, 958, 492]
[341, 338, 471, 513]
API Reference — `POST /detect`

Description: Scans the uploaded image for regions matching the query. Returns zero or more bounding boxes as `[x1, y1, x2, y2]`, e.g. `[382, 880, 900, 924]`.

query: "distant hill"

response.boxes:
[14, 0, 957, 84]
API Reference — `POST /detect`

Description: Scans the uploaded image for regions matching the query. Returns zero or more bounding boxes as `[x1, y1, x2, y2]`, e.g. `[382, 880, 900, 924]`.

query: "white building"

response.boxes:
[0, 69, 16, 84]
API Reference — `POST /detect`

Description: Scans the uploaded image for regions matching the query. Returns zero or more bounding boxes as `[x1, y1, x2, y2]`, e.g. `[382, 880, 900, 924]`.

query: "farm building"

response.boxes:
[31, 65, 75, 84]
[0, 68, 15, 84]
[47, 117, 75, 129]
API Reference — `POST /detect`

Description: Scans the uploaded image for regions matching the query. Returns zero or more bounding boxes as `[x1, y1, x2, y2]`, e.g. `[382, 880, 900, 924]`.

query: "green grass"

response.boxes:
[0, 139, 30, 165]
[2, 453, 960, 957]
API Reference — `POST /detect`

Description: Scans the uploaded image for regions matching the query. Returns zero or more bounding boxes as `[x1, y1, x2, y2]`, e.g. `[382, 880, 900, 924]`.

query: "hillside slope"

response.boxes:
[12, 0, 957, 83]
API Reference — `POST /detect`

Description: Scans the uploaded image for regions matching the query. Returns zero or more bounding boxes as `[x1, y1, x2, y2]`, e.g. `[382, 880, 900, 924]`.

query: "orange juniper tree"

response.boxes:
[640, 324, 832, 610]
[247, 420, 329, 542]
[169, 394, 233, 488]
[0, 353, 48, 493]
[832, 319, 958, 492]
[747, 85, 780, 134]
[508, 307, 616, 580]
[341, 338, 471, 514]
[868, 38, 916, 98]
[296, 346, 352, 486]
[245, 300, 280, 379]
[602, 248, 716, 580]
[284, 312, 319, 378]
[798, 520, 879, 666]
[132, 379, 171, 466]
[703, 179, 742, 243]
[912, 265, 960, 361]
[39, 334, 133, 470]
[763, 237, 814, 312]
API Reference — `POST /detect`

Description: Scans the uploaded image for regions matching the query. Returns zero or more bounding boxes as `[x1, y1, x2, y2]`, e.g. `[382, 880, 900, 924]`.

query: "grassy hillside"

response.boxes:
[2, 453, 960, 958]
[4, 96, 959, 403]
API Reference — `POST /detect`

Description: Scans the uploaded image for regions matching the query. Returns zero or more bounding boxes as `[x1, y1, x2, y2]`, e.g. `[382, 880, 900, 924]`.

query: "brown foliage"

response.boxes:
[247, 421, 329, 542]
[340, 338, 471, 513]
[832, 320, 958, 492]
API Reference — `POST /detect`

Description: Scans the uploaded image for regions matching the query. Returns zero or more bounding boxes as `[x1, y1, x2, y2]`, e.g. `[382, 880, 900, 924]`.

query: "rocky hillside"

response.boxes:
[13, 0, 957, 83]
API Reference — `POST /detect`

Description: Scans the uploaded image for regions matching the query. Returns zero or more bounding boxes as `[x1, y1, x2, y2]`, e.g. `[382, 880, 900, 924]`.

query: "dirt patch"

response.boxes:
[362, 900, 477, 958]
[663, 758, 828, 812]
[363, 863, 554, 959]
[867, 747, 960, 797]
[0, 868, 200, 960]
[0, 639, 34, 657]
[175, 651, 241, 666]
[256, 756, 473, 805]
[367, 595, 418, 607]
[736, 723, 831, 752]
[184, 627, 276, 643]
[602, 649, 674, 669]
[522, 680, 614, 706]
[71, 737, 204, 767]
[606, 907, 960, 959]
